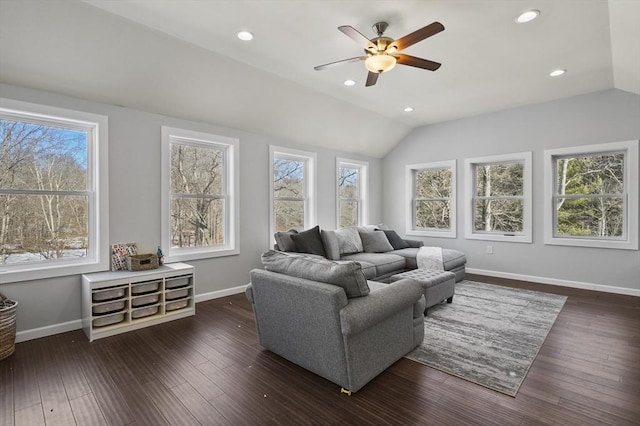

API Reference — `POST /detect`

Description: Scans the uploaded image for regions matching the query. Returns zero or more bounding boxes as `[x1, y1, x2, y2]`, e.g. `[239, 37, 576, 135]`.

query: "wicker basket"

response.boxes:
[126, 254, 159, 271]
[0, 291, 18, 361]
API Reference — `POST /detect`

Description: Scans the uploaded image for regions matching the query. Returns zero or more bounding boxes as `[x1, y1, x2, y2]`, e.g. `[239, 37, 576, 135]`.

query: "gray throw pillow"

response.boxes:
[290, 226, 326, 257]
[359, 231, 394, 253]
[261, 250, 370, 298]
[380, 229, 410, 250]
[274, 229, 298, 252]
[335, 226, 363, 255]
[321, 230, 341, 260]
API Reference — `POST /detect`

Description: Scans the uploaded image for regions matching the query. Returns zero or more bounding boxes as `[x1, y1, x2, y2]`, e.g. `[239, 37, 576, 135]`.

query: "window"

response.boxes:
[337, 158, 368, 228]
[406, 160, 456, 238]
[0, 98, 109, 283]
[270, 146, 316, 237]
[544, 141, 638, 250]
[464, 152, 532, 243]
[161, 127, 239, 261]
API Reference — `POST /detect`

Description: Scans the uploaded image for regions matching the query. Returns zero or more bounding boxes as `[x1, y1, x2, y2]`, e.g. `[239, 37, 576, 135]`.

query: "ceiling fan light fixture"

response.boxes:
[516, 10, 540, 23]
[365, 54, 397, 73]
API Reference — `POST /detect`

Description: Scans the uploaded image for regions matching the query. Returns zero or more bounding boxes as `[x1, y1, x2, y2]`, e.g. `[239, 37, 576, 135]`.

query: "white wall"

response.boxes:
[0, 83, 383, 337]
[383, 89, 640, 294]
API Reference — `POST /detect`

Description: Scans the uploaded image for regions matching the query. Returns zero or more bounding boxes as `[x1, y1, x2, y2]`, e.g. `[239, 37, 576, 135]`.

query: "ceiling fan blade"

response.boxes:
[338, 25, 376, 52]
[395, 54, 441, 71]
[365, 71, 379, 87]
[314, 56, 366, 71]
[391, 22, 444, 51]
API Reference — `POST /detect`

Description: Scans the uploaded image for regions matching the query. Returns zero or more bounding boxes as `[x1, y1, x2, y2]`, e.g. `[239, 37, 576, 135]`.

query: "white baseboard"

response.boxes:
[466, 268, 640, 297]
[194, 284, 247, 302]
[15, 284, 249, 343]
[16, 319, 82, 343]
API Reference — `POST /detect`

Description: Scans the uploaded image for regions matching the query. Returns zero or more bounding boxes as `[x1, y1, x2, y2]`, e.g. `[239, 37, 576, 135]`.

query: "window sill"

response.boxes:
[166, 247, 240, 263]
[465, 232, 532, 243]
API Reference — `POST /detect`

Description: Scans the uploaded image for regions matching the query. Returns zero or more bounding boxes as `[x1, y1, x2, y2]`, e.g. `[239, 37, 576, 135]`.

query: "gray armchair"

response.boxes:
[247, 268, 425, 394]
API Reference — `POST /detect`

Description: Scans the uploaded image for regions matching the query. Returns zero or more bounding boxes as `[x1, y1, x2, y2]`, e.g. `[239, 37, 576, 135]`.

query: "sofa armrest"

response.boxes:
[404, 239, 424, 248]
[339, 279, 423, 337]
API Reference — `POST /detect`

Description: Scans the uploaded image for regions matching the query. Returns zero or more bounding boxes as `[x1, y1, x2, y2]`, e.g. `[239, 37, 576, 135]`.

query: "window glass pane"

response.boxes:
[274, 200, 304, 232]
[474, 199, 523, 232]
[171, 198, 224, 248]
[0, 119, 87, 191]
[555, 153, 624, 196]
[475, 163, 523, 197]
[415, 200, 450, 229]
[556, 197, 623, 237]
[338, 167, 359, 199]
[0, 194, 88, 265]
[170, 144, 223, 195]
[415, 169, 451, 198]
[274, 158, 305, 198]
[339, 200, 358, 228]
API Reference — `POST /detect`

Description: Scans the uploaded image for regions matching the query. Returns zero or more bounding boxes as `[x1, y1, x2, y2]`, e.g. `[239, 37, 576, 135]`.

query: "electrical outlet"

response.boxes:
[486, 245, 493, 254]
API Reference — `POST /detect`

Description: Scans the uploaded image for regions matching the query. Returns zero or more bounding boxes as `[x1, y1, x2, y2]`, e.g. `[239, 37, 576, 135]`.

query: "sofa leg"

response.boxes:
[446, 296, 453, 303]
[340, 388, 352, 396]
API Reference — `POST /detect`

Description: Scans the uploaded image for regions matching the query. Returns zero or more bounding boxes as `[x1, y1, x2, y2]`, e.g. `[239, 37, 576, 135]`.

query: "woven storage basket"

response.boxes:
[126, 253, 159, 271]
[0, 291, 18, 361]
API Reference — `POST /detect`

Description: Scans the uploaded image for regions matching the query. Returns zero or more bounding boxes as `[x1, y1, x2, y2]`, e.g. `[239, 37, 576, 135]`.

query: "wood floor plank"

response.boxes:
[5, 276, 640, 425]
[68, 393, 108, 426]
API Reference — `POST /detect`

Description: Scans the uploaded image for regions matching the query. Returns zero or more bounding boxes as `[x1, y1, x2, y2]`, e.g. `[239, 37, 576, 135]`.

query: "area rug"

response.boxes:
[406, 280, 567, 396]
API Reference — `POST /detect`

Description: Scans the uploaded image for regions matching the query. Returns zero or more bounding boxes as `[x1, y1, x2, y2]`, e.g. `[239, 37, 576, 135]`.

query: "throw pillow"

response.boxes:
[334, 226, 363, 255]
[359, 231, 394, 253]
[321, 230, 340, 260]
[261, 250, 370, 298]
[274, 229, 298, 252]
[290, 225, 326, 257]
[380, 229, 410, 250]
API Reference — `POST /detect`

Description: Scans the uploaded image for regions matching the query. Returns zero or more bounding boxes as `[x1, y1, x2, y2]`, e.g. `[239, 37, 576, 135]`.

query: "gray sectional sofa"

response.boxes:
[273, 225, 467, 282]
[245, 226, 467, 393]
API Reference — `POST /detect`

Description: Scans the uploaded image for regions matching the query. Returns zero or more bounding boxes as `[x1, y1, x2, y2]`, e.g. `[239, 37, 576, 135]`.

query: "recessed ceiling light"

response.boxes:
[343, 79, 356, 86]
[237, 31, 253, 41]
[549, 69, 566, 77]
[516, 10, 540, 23]
[404, 106, 414, 112]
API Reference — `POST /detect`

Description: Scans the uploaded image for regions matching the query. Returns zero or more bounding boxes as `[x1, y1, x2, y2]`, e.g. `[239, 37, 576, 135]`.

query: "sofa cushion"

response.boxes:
[291, 226, 326, 257]
[442, 249, 467, 270]
[379, 229, 410, 250]
[341, 252, 406, 278]
[261, 250, 370, 298]
[335, 227, 363, 255]
[359, 231, 394, 253]
[390, 247, 420, 269]
[320, 230, 341, 261]
[274, 229, 298, 252]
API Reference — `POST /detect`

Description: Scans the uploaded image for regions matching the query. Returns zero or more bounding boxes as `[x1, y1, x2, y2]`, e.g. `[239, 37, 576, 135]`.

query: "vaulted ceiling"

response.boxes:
[1, 1, 638, 157]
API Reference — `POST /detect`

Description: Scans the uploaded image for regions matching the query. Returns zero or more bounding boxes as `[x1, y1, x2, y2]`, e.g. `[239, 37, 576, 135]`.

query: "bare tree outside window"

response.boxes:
[414, 168, 451, 230]
[170, 143, 225, 248]
[338, 166, 359, 228]
[554, 153, 624, 238]
[0, 119, 89, 265]
[473, 162, 524, 233]
[273, 158, 306, 232]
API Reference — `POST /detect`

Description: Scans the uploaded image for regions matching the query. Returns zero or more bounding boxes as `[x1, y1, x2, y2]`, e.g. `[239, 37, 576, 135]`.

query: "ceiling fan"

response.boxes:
[314, 21, 444, 87]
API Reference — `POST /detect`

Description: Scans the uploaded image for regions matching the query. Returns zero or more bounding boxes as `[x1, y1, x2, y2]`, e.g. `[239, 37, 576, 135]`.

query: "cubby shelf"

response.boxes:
[82, 262, 195, 342]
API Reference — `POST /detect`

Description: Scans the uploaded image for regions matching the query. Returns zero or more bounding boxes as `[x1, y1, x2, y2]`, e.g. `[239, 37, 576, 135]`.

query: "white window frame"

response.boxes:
[0, 98, 109, 283]
[464, 152, 532, 243]
[336, 158, 369, 228]
[161, 126, 239, 262]
[406, 160, 457, 238]
[269, 146, 316, 240]
[544, 140, 638, 250]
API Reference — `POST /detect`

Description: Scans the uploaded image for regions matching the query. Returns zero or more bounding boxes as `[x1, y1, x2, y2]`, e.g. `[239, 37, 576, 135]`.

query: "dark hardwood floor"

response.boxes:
[2, 276, 639, 426]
